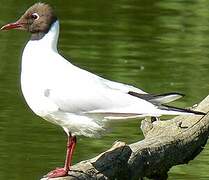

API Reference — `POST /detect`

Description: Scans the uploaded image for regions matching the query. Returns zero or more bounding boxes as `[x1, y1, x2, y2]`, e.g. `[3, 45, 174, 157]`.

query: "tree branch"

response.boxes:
[41, 95, 209, 180]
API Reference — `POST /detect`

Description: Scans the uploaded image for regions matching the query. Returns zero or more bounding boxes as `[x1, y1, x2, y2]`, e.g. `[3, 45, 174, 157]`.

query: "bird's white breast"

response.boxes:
[21, 21, 61, 117]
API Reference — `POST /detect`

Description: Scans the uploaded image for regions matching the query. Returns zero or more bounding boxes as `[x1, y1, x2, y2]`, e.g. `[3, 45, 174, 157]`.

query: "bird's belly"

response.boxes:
[44, 111, 105, 137]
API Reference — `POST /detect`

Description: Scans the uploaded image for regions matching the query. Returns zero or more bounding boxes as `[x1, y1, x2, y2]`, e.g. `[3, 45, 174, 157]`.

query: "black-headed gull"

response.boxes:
[1, 3, 205, 178]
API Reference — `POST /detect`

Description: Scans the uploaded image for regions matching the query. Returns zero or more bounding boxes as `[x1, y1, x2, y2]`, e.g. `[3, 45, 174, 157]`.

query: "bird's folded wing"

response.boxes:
[45, 66, 158, 115]
[44, 63, 184, 116]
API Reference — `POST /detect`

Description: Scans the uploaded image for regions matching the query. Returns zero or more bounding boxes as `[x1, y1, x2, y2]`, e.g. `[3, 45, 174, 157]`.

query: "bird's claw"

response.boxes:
[45, 167, 68, 178]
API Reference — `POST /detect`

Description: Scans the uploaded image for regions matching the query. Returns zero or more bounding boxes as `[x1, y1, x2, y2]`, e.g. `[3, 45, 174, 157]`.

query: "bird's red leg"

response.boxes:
[46, 133, 77, 178]
[64, 134, 77, 169]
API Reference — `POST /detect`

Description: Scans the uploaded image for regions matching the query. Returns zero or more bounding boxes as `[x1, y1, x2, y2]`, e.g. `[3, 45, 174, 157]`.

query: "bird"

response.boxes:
[1, 2, 205, 178]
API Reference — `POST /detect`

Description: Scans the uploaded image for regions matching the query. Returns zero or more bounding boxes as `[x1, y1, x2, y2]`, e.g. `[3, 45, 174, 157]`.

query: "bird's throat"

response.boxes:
[30, 32, 46, 41]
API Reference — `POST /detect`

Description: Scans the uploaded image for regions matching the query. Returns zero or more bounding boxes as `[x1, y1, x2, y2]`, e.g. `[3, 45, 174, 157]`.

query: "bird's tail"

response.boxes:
[158, 104, 206, 116]
[128, 91, 206, 115]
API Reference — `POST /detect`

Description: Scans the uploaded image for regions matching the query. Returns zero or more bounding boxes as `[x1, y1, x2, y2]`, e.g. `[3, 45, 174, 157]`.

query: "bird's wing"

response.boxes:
[41, 53, 188, 118]
[44, 62, 190, 118]
[44, 63, 161, 115]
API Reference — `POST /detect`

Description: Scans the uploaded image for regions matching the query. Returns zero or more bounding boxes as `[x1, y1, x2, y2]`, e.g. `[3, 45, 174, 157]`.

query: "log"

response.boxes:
[41, 95, 209, 180]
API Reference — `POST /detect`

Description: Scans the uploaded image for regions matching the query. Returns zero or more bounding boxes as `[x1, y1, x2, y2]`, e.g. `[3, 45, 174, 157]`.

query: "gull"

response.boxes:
[1, 3, 205, 178]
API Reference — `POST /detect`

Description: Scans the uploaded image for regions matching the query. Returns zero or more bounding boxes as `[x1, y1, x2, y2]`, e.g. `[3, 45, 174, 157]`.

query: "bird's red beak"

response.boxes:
[1, 21, 25, 31]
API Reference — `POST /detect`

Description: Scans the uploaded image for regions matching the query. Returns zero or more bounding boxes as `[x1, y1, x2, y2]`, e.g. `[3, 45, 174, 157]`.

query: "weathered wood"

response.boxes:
[41, 95, 209, 180]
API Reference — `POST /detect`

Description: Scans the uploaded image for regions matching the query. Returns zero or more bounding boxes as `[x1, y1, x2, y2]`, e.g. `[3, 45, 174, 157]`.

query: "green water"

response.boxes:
[0, 0, 209, 179]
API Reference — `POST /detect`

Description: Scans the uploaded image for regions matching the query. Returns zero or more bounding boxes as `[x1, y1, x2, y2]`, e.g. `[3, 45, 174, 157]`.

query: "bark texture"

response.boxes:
[41, 95, 209, 180]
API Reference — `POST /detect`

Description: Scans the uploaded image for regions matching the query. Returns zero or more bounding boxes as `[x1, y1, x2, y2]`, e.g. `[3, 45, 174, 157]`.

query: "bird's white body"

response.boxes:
[21, 21, 189, 137]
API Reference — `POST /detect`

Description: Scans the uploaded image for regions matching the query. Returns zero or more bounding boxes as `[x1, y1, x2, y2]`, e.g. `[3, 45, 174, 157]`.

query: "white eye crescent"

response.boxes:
[31, 13, 39, 20]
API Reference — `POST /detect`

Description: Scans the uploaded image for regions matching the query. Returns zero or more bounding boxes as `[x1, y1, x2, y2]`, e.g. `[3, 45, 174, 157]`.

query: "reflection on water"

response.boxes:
[0, 0, 209, 179]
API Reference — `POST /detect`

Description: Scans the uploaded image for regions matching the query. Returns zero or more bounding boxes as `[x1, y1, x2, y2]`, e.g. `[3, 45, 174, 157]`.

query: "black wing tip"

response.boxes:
[192, 110, 206, 116]
[155, 92, 185, 97]
[127, 91, 185, 100]
[162, 105, 206, 116]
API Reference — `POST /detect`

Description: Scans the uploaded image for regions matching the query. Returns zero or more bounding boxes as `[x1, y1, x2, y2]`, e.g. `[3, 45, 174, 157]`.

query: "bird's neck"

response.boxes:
[28, 20, 60, 52]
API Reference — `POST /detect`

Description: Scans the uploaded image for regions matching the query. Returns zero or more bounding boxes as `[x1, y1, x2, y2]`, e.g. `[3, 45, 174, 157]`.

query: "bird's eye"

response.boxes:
[30, 13, 39, 20]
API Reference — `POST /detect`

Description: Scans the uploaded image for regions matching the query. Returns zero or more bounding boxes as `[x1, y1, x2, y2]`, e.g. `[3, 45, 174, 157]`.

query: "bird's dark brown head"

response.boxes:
[1, 3, 57, 39]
